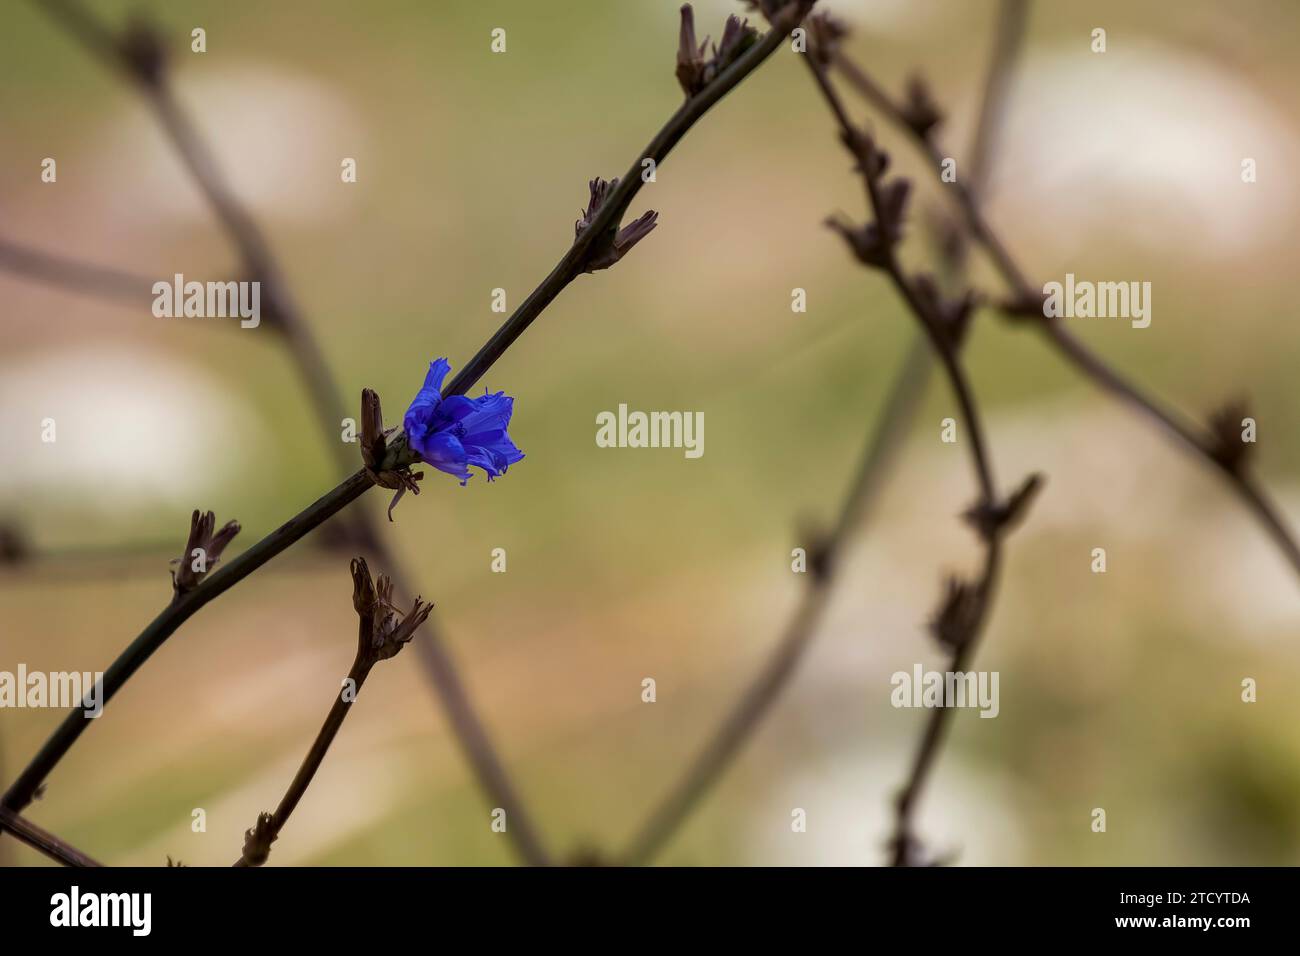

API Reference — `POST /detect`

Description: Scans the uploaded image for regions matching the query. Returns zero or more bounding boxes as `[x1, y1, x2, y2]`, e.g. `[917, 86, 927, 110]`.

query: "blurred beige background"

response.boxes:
[2, 0, 1299, 865]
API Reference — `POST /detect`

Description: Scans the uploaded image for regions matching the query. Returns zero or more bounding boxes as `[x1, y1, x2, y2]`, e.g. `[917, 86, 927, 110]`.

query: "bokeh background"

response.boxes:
[2, 0, 1299, 866]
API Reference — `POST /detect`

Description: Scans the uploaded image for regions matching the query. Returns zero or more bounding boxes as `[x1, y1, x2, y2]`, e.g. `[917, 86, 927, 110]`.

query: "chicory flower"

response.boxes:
[403, 358, 524, 485]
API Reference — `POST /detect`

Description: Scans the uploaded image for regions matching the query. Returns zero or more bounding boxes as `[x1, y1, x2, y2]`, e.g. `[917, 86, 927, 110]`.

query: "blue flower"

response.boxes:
[403, 358, 524, 485]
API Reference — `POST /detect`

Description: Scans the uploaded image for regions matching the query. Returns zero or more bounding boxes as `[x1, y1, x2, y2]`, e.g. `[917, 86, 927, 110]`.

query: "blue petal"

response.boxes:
[458, 392, 515, 436]
[472, 391, 515, 424]
[430, 394, 478, 427]
[469, 429, 523, 462]
[403, 358, 452, 434]
[409, 428, 472, 484]
[423, 357, 452, 393]
[464, 432, 524, 479]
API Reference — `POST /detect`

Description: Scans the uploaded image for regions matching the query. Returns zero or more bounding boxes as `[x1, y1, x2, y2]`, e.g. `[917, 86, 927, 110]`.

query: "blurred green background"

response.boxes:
[2, 0, 1299, 866]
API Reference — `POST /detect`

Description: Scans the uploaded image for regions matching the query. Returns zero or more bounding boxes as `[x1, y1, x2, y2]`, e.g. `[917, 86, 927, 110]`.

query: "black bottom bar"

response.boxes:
[0, 865, 1279, 942]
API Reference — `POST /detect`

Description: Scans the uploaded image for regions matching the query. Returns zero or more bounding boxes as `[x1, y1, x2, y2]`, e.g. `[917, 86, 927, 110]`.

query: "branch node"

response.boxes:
[899, 74, 944, 140]
[239, 811, 277, 868]
[912, 274, 977, 349]
[574, 177, 658, 274]
[801, 524, 835, 582]
[676, 5, 758, 98]
[119, 17, 167, 87]
[359, 388, 424, 520]
[1206, 399, 1254, 474]
[963, 472, 1044, 541]
[929, 574, 981, 652]
[171, 509, 240, 594]
[351, 557, 434, 666]
[805, 10, 848, 66]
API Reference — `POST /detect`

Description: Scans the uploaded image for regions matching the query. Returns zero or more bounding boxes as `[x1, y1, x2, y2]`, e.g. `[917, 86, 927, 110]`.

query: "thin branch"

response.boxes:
[2, 1, 816, 863]
[0, 534, 346, 583]
[0, 807, 102, 868]
[235, 558, 431, 867]
[622, 336, 932, 865]
[807, 48, 997, 504]
[440, 1, 816, 399]
[1044, 324, 1300, 575]
[966, 0, 1030, 197]
[887, 0, 1030, 866]
[801, 25, 1040, 866]
[943, 0, 1029, 273]
[830, 20, 1300, 585]
[832, 52, 1032, 296]
[2, 470, 373, 818]
[0, 238, 156, 304]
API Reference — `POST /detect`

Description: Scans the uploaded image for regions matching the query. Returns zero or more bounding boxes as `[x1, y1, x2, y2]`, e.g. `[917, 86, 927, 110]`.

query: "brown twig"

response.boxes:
[966, 0, 1029, 196]
[2, 472, 376, 824]
[829, 16, 1300, 585]
[801, 17, 1041, 865]
[625, 0, 1029, 867]
[234, 558, 432, 867]
[0, 237, 155, 304]
[0, 807, 102, 868]
[0, 532, 348, 583]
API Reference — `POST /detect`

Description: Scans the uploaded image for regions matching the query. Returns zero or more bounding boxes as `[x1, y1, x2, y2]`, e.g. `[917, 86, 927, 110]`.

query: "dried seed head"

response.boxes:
[120, 17, 166, 87]
[371, 595, 433, 663]
[929, 575, 980, 652]
[351, 556, 377, 616]
[912, 274, 979, 349]
[900, 75, 943, 139]
[876, 178, 912, 242]
[675, 5, 758, 97]
[807, 11, 848, 66]
[1206, 400, 1254, 473]
[842, 127, 889, 180]
[713, 15, 758, 72]
[576, 177, 616, 239]
[240, 811, 277, 868]
[608, 210, 660, 263]
[963, 474, 1045, 541]
[675, 4, 709, 96]
[575, 177, 658, 273]
[360, 388, 388, 471]
[171, 509, 240, 593]
[827, 129, 912, 266]
[359, 388, 423, 520]
[825, 213, 897, 270]
[351, 557, 434, 665]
